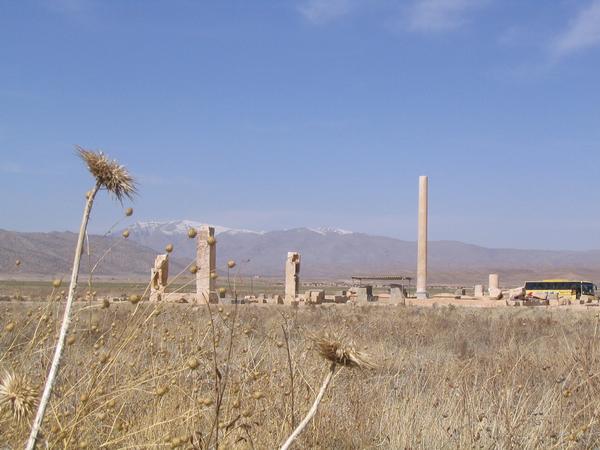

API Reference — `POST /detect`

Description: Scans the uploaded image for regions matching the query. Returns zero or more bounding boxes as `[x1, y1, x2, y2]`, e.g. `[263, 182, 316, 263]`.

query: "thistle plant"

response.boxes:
[280, 335, 376, 450]
[25, 147, 136, 450]
[0, 371, 38, 424]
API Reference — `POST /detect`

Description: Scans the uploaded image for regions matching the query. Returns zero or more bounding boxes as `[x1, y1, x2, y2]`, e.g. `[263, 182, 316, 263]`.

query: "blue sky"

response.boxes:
[1, 0, 600, 250]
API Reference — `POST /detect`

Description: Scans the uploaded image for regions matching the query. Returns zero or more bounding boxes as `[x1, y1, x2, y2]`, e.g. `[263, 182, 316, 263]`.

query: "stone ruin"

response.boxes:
[305, 289, 325, 304]
[352, 285, 373, 303]
[389, 285, 406, 304]
[149, 224, 218, 304]
[488, 273, 502, 299]
[150, 254, 169, 302]
[474, 284, 484, 298]
[146, 234, 409, 308]
[197, 225, 218, 304]
[285, 252, 301, 304]
[473, 275, 503, 300]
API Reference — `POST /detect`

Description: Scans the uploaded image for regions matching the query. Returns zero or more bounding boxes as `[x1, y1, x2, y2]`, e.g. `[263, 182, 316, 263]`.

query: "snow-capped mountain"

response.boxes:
[129, 220, 261, 237]
[308, 227, 354, 236]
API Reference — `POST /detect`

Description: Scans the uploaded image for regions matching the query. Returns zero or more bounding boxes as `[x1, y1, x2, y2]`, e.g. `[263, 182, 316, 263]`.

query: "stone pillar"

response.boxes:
[474, 284, 484, 298]
[197, 225, 218, 304]
[489, 274, 499, 290]
[488, 273, 502, 299]
[150, 254, 169, 302]
[416, 175, 429, 299]
[355, 285, 373, 303]
[390, 285, 405, 304]
[285, 252, 301, 303]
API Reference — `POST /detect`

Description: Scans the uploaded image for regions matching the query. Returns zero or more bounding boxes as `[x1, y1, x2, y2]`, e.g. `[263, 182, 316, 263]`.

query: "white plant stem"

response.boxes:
[280, 362, 336, 450]
[26, 184, 99, 450]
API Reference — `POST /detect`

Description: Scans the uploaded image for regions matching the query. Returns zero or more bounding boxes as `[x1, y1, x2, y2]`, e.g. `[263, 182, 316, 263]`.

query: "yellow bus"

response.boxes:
[524, 280, 597, 302]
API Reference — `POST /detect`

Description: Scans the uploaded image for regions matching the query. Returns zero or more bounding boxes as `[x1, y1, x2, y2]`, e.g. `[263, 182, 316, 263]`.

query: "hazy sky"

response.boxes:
[1, 0, 600, 250]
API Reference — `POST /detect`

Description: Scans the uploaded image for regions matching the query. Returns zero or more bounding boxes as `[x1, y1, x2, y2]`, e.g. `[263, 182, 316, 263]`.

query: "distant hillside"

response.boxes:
[0, 229, 185, 279]
[124, 221, 600, 285]
[3, 221, 600, 286]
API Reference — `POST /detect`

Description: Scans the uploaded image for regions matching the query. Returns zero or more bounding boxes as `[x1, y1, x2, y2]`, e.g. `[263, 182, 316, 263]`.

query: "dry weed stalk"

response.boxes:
[25, 148, 135, 450]
[280, 335, 376, 450]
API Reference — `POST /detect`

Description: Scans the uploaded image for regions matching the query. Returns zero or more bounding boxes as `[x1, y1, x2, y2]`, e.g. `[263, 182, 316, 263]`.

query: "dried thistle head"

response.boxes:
[313, 334, 376, 369]
[0, 371, 38, 423]
[77, 147, 137, 202]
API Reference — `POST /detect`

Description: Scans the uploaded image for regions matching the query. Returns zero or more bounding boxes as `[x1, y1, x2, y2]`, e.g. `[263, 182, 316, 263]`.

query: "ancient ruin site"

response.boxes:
[3, 2, 600, 449]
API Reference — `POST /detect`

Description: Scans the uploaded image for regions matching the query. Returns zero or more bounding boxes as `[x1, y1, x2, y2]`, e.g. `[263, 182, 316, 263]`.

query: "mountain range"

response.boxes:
[2, 220, 600, 285]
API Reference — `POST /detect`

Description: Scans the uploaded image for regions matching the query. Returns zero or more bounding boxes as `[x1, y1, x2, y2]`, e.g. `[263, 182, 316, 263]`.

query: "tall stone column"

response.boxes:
[285, 252, 301, 303]
[416, 175, 429, 299]
[197, 225, 218, 304]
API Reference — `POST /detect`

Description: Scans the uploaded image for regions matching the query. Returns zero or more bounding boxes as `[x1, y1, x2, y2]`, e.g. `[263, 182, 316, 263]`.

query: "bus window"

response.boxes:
[582, 283, 594, 295]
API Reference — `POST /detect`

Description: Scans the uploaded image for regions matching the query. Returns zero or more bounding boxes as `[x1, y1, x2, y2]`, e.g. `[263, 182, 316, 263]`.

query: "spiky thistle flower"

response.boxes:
[77, 147, 136, 202]
[313, 334, 376, 369]
[281, 334, 376, 450]
[0, 371, 38, 423]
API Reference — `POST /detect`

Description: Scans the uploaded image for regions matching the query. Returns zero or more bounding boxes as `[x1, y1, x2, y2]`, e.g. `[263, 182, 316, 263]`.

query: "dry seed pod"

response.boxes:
[227, 260, 236, 269]
[218, 287, 226, 295]
[165, 244, 174, 253]
[125, 207, 133, 216]
[5, 322, 15, 332]
[15, 260, 21, 267]
[122, 229, 130, 239]
[189, 264, 198, 274]
[187, 357, 200, 370]
[210, 272, 218, 280]
[155, 386, 169, 397]
[52, 279, 62, 289]
[187, 228, 197, 239]
[128, 294, 141, 304]
[207, 236, 216, 246]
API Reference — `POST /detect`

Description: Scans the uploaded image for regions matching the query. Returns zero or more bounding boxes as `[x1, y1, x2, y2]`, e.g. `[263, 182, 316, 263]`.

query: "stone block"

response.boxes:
[355, 286, 373, 303]
[305, 290, 325, 304]
[474, 285, 484, 298]
[489, 288, 503, 300]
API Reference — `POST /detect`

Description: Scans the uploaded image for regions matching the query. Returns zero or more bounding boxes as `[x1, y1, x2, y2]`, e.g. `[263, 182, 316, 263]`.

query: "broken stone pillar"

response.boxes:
[268, 294, 283, 305]
[355, 285, 373, 303]
[488, 274, 502, 299]
[416, 175, 429, 299]
[285, 252, 301, 303]
[150, 254, 169, 302]
[197, 225, 218, 304]
[390, 286, 405, 304]
[474, 284, 484, 298]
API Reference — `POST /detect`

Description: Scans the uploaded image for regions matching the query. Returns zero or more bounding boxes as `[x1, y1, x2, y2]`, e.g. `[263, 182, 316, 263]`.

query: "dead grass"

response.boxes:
[2, 302, 600, 448]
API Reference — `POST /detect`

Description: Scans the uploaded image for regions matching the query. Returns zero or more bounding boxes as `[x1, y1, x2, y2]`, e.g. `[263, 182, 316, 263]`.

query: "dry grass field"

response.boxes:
[3, 299, 600, 449]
